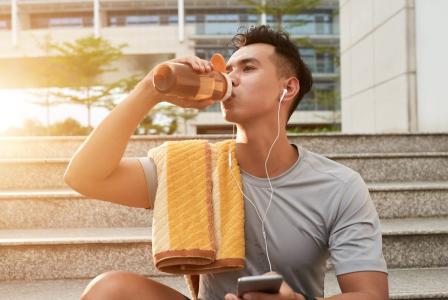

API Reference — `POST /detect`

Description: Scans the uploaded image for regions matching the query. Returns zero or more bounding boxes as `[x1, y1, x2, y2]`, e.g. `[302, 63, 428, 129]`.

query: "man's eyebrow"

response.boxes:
[226, 58, 261, 71]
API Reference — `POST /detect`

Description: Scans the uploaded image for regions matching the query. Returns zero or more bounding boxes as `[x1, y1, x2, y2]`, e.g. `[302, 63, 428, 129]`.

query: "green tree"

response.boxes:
[49, 118, 91, 136]
[47, 36, 128, 129]
[29, 34, 66, 135]
[240, 0, 320, 31]
[178, 108, 198, 135]
[151, 104, 198, 135]
[96, 73, 175, 135]
[134, 114, 177, 135]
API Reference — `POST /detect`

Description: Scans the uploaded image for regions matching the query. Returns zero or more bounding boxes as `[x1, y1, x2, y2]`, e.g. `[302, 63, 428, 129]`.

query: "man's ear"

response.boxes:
[283, 77, 300, 102]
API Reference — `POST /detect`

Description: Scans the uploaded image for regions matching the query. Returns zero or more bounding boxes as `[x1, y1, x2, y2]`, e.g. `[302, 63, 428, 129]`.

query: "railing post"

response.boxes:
[178, 0, 185, 42]
[11, 0, 18, 47]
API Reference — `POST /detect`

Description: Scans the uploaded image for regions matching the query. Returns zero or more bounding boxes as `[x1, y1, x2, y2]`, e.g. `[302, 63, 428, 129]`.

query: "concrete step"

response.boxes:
[1, 183, 447, 229]
[327, 152, 448, 183]
[2, 133, 448, 159]
[1, 218, 447, 281]
[1, 267, 447, 300]
[0, 227, 156, 281]
[0, 189, 152, 229]
[2, 153, 448, 189]
[381, 218, 448, 269]
[370, 182, 448, 219]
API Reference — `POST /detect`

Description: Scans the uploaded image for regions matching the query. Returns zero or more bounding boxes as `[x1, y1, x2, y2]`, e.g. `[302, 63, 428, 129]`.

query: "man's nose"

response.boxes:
[228, 71, 239, 87]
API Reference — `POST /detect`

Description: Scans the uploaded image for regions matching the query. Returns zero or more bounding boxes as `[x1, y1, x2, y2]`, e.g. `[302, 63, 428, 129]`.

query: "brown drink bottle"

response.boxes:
[152, 54, 232, 102]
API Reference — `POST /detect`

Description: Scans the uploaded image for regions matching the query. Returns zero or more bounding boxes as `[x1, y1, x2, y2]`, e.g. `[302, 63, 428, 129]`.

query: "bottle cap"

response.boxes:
[211, 53, 232, 102]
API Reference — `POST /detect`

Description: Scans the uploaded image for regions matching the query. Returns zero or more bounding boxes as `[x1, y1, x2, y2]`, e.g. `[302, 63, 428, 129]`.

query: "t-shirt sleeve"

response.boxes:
[329, 173, 388, 275]
[137, 157, 158, 210]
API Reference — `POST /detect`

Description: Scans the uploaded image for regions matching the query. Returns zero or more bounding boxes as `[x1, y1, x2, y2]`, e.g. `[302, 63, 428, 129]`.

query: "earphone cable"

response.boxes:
[229, 90, 285, 272]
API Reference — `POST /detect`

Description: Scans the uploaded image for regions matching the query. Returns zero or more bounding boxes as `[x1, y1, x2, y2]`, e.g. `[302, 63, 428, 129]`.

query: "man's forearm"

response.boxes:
[314, 291, 384, 300]
[64, 79, 157, 184]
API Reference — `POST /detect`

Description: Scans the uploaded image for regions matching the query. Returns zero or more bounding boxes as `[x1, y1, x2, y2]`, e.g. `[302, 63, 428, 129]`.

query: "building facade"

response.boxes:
[0, 0, 340, 134]
[340, 0, 448, 133]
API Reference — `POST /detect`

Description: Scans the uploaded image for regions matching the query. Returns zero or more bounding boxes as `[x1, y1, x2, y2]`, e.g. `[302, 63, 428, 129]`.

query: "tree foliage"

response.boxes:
[240, 0, 320, 30]
[45, 35, 132, 129]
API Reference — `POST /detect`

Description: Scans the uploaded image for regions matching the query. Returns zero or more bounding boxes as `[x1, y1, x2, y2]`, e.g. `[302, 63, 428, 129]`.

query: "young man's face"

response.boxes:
[221, 43, 284, 125]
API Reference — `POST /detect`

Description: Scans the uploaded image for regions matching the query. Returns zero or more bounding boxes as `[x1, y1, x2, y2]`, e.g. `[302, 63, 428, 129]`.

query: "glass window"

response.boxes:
[49, 17, 83, 28]
[186, 15, 198, 23]
[0, 19, 11, 29]
[205, 14, 238, 22]
[195, 47, 233, 61]
[275, 11, 335, 35]
[126, 15, 159, 25]
[300, 48, 316, 73]
[0, 16, 10, 30]
[108, 11, 163, 27]
[168, 15, 178, 24]
[299, 48, 336, 74]
[30, 13, 93, 29]
[297, 82, 339, 111]
[195, 14, 243, 35]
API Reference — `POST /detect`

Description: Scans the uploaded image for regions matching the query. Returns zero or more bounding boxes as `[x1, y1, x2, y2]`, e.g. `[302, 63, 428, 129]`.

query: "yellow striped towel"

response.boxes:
[148, 139, 245, 299]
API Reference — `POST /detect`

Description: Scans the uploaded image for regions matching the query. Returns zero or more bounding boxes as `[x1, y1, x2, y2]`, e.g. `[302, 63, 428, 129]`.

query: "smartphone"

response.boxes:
[237, 274, 283, 297]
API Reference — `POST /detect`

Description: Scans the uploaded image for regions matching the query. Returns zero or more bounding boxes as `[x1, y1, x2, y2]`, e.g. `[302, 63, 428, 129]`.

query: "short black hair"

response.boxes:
[230, 25, 313, 121]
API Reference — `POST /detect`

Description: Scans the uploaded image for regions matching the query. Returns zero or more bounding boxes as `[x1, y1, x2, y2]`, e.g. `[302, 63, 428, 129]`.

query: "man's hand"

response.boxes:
[224, 272, 305, 300]
[142, 56, 216, 109]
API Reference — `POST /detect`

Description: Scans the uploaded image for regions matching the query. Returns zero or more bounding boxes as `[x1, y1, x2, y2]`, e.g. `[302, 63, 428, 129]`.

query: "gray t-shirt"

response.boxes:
[138, 145, 387, 299]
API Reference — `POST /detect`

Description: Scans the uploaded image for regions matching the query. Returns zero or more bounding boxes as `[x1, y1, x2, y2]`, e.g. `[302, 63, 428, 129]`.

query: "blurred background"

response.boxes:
[2, 0, 447, 136]
[0, 0, 342, 136]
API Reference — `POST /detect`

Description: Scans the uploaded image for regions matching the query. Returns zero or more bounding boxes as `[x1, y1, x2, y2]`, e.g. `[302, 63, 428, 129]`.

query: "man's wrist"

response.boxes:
[136, 76, 161, 105]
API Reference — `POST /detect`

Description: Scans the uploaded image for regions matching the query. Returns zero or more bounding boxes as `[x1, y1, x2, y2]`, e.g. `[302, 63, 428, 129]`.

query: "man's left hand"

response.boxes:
[224, 272, 305, 300]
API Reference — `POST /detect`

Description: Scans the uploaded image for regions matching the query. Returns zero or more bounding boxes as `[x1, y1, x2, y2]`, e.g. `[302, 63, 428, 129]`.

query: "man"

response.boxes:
[64, 25, 388, 300]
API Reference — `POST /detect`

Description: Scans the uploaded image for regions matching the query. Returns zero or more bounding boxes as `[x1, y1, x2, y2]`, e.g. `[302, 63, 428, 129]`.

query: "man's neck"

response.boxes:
[234, 124, 298, 178]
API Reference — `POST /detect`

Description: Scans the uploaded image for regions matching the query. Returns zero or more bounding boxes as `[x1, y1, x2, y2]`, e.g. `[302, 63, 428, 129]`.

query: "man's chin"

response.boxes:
[221, 110, 237, 124]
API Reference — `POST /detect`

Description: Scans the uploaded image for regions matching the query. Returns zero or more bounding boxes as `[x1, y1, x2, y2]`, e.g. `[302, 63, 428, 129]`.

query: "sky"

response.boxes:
[0, 88, 110, 133]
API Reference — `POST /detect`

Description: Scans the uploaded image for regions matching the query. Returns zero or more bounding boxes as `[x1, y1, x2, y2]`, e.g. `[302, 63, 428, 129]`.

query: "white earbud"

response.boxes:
[280, 88, 287, 102]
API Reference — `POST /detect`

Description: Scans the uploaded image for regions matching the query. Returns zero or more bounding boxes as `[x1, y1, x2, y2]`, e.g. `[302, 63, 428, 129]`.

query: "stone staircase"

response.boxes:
[0, 134, 447, 300]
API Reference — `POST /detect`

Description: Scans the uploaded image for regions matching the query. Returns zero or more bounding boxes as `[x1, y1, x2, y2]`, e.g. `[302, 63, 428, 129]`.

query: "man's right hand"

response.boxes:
[141, 55, 217, 109]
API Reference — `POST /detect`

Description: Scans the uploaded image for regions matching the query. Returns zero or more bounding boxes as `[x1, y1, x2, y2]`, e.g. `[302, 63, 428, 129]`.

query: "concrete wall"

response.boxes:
[415, 0, 448, 132]
[340, 0, 417, 133]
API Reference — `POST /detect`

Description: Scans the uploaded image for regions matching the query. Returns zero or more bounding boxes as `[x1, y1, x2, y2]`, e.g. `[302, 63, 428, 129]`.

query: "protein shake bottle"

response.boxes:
[152, 53, 232, 102]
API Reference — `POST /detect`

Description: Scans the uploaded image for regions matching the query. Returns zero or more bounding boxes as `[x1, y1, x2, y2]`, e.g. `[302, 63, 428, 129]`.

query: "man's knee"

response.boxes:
[80, 271, 149, 300]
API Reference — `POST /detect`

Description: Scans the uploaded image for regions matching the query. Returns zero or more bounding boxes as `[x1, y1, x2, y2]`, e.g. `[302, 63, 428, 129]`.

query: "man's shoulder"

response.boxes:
[298, 146, 360, 186]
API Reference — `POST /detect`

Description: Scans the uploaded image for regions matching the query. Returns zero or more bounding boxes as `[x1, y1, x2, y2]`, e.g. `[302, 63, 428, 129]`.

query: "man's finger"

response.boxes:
[224, 293, 240, 300]
[241, 292, 278, 300]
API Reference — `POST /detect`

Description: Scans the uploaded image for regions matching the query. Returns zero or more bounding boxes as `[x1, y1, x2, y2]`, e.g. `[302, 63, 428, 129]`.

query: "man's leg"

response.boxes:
[80, 271, 190, 300]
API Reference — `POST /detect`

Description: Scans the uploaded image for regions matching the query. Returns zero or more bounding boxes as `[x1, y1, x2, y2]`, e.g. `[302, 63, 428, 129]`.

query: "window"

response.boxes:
[127, 15, 159, 25]
[0, 16, 10, 30]
[49, 17, 83, 28]
[186, 15, 197, 23]
[108, 11, 161, 27]
[300, 48, 336, 74]
[269, 11, 336, 35]
[167, 15, 178, 25]
[30, 13, 92, 29]
[298, 82, 339, 111]
[195, 47, 233, 61]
